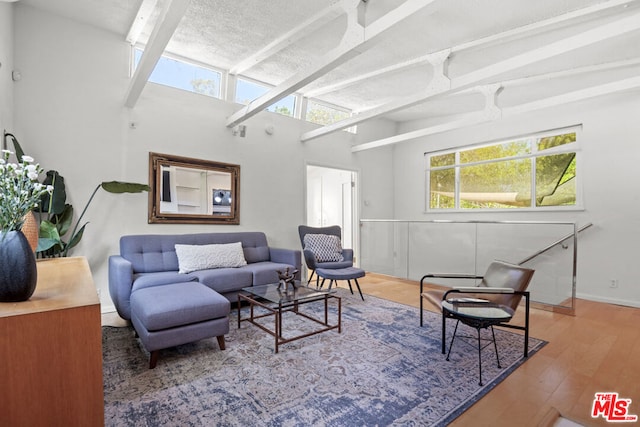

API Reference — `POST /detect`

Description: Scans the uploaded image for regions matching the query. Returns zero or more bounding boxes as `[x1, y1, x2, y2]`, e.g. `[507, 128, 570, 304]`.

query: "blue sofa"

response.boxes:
[108, 232, 301, 320]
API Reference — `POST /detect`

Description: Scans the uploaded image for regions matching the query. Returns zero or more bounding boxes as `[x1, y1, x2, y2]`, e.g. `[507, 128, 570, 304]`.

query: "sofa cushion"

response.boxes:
[120, 232, 272, 273]
[175, 242, 247, 273]
[243, 245, 270, 263]
[188, 268, 253, 294]
[303, 234, 344, 262]
[242, 262, 297, 286]
[132, 271, 197, 293]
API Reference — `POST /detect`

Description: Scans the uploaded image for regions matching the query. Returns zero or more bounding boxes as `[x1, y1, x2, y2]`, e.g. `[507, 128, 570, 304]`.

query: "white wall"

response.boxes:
[12, 4, 395, 312]
[18, 3, 634, 310]
[0, 3, 14, 135]
[356, 120, 397, 219]
[391, 91, 640, 307]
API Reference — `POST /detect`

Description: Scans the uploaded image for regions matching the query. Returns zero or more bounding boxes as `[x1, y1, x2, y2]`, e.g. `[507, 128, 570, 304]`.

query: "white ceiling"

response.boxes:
[16, 0, 640, 147]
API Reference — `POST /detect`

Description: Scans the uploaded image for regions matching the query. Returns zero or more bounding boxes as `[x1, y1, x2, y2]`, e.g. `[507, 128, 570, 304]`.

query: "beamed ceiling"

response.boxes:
[17, 0, 640, 151]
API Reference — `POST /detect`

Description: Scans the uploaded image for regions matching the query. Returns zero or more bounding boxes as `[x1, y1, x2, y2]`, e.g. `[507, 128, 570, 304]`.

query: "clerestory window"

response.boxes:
[132, 46, 356, 130]
[426, 127, 580, 211]
[235, 77, 296, 117]
[306, 100, 355, 133]
[133, 48, 223, 99]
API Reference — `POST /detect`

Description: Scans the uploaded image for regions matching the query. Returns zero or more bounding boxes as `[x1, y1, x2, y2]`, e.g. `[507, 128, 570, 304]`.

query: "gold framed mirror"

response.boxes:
[148, 152, 240, 224]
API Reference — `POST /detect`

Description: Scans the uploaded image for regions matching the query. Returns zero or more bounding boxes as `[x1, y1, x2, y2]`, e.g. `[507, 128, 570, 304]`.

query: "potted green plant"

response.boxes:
[0, 149, 53, 301]
[4, 132, 149, 258]
[37, 175, 149, 257]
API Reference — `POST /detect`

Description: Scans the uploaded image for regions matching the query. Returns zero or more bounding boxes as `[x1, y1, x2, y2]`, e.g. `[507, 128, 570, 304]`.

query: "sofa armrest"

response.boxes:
[270, 247, 302, 278]
[108, 255, 134, 320]
[342, 248, 354, 262]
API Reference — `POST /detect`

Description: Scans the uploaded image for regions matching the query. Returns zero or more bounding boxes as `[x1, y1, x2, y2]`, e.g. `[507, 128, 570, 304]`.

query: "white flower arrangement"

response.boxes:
[0, 150, 53, 233]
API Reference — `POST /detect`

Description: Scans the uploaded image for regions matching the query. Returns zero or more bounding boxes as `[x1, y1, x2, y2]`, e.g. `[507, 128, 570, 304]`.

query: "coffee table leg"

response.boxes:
[477, 328, 483, 386]
[441, 310, 447, 354]
[275, 303, 281, 353]
[324, 296, 328, 325]
[338, 296, 342, 333]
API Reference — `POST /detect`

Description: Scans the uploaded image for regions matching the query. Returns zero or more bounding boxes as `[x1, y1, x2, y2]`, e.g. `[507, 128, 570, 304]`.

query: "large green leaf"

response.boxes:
[64, 223, 87, 254]
[101, 181, 150, 193]
[37, 237, 61, 253]
[54, 204, 74, 236]
[39, 170, 67, 215]
[6, 133, 25, 160]
[37, 220, 62, 252]
[39, 220, 61, 240]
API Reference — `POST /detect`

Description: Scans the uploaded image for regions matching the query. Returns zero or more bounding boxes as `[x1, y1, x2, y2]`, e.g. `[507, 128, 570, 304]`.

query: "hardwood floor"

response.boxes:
[102, 275, 639, 426]
[351, 273, 640, 427]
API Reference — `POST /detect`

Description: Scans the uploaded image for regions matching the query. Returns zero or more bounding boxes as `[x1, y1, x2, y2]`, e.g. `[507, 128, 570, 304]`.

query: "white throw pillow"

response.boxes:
[175, 242, 247, 274]
[303, 234, 344, 262]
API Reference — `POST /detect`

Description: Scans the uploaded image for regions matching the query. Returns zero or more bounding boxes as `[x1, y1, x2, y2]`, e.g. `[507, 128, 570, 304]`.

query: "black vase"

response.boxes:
[0, 230, 38, 302]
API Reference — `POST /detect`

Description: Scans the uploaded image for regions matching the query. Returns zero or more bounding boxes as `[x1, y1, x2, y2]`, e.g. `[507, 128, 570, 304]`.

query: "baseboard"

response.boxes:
[575, 292, 640, 309]
[101, 303, 117, 315]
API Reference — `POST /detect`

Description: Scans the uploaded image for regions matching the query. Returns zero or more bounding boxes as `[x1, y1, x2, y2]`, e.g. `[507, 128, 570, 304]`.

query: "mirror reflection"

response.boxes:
[149, 152, 240, 224]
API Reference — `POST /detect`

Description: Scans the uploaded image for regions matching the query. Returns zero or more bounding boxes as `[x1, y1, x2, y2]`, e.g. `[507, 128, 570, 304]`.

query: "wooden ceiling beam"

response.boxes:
[304, 0, 636, 100]
[225, 0, 439, 129]
[351, 76, 640, 152]
[303, 8, 640, 142]
[124, 0, 191, 108]
[125, 0, 158, 45]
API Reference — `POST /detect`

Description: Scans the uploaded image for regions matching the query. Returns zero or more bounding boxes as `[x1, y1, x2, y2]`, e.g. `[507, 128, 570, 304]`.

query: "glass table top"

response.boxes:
[241, 283, 335, 304]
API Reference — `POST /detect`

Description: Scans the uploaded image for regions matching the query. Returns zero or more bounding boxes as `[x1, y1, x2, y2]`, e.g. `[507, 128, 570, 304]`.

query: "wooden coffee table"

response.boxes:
[237, 283, 341, 353]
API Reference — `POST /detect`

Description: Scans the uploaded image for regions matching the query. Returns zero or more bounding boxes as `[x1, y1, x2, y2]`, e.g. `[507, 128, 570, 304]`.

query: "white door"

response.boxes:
[305, 165, 358, 260]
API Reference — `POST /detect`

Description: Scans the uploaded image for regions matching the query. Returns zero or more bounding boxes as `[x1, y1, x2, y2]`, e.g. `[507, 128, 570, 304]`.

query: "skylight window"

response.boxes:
[133, 48, 222, 99]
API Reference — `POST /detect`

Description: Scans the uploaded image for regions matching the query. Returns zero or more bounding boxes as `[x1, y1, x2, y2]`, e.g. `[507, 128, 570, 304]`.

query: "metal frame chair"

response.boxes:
[420, 260, 534, 385]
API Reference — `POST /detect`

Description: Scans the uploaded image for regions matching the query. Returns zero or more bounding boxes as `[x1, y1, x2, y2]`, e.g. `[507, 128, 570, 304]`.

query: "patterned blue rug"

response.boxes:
[102, 289, 546, 426]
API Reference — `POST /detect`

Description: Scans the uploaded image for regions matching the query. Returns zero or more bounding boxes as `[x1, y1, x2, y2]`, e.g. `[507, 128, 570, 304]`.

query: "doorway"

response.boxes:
[305, 164, 358, 260]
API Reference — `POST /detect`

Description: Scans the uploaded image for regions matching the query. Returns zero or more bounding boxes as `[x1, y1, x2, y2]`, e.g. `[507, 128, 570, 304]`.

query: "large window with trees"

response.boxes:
[426, 127, 579, 211]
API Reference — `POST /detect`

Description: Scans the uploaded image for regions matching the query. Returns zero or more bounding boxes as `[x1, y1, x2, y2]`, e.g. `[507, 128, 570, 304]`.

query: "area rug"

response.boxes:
[102, 289, 546, 426]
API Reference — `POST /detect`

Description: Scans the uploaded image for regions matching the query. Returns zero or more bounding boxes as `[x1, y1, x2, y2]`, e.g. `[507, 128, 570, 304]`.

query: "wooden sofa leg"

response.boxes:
[217, 335, 226, 351]
[149, 350, 159, 369]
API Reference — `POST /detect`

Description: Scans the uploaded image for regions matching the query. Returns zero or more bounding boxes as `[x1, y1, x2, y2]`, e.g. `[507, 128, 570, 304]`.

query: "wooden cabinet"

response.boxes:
[0, 257, 104, 426]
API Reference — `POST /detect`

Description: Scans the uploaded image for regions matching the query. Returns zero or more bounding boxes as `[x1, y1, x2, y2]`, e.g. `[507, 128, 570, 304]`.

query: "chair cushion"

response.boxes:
[303, 234, 344, 262]
[316, 267, 365, 280]
[316, 260, 353, 270]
